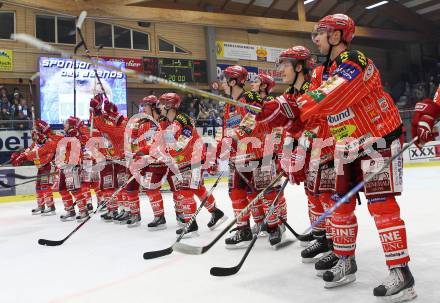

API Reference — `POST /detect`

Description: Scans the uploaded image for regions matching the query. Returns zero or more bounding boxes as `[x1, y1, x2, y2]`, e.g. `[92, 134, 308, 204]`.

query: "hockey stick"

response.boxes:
[172, 173, 283, 255]
[210, 178, 289, 277]
[288, 137, 418, 239]
[142, 171, 224, 260]
[0, 174, 57, 188]
[12, 34, 261, 113]
[38, 175, 135, 246]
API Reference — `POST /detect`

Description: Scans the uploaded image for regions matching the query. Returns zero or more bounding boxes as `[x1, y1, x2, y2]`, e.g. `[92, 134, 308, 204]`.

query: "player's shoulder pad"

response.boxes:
[300, 81, 310, 94]
[175, 113, 193, 127]
[336, 50, 368, 71]
[243, 90, 263, 104]
[264, 95, 275, 101]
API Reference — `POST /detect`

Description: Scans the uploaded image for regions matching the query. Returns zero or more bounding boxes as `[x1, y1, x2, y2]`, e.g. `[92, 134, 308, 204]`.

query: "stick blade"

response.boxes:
[76, 11, 87, 29]
[210, 266, 240, 277]
[38, 238, 64, 246]
[143, 247, 173, 260]
[172, 242, 203, 255]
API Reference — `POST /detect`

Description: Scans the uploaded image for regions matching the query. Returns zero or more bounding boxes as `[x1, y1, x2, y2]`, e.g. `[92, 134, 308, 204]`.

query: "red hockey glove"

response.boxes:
[12, 153, 27, 166]
[89, 97, 102, 116]
[11, 152, 21, 161]
[278, 146, 307, 185]
[412, 99, 440, 147]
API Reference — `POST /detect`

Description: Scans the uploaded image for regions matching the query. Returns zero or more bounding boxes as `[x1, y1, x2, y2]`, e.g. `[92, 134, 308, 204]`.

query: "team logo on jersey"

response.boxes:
[335, 63, 360, 81]
[330, 124, 356, 141]
[414, 102, 428, 112]
[320, 76, 346, 94]
[363, 64, 375, 81]
[327, 107, 355, 125]
[307, 90, 327, 103]
[378, 97, 390, 112]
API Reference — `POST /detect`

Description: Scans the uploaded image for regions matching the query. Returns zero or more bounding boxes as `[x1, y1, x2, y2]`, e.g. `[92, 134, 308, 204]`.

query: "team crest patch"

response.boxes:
[307, 90, 326, 102]
[363, 64, 374, 81]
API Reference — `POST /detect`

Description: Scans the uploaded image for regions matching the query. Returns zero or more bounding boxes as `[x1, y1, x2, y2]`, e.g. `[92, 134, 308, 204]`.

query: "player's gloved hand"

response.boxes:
[11, 152, 21, 161]
[412, 99, 440, 148]
[278, 147, 307, 185]
[12, 153, 27, 166]
[89, 97, 102, 116]
[104, 100, 118, 113]
[241, 91, 262, 114]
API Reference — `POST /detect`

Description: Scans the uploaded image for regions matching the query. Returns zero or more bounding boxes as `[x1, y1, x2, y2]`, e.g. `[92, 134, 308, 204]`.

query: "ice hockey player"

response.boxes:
[89, 94, 131, 223]
[218, 65, 287, 248]
[412, 84, 440, 147]
[155, 92, 225, 237]
[290, 13, 416, 302]
[55, 116, 92, 222]
[11, 120, 61, 216]
[249, 72, 290, 240]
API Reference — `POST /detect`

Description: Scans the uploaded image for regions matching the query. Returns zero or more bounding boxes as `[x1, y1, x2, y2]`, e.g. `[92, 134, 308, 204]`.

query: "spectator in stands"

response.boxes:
[14, 110, 31, 130]
[0, 86, 8, 100]
[197, 103, 209, 126]
[0, 95, 12, 127]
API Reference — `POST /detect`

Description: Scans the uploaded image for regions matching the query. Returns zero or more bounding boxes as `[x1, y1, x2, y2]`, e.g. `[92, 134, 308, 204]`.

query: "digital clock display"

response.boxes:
[142, 57, 207, 83]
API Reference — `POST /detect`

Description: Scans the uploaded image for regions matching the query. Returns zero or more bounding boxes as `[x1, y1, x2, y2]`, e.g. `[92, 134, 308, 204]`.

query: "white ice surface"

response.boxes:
[1, 166, 439, 303]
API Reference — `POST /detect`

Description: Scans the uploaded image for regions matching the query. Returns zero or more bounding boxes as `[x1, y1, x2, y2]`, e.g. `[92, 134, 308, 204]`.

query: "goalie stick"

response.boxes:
[172, 173, 283, 255]
[210, 178, 289, 277]
[37, 175, 135, 246]
[12, 34, 261, 114]
[142, 171, 224, 260]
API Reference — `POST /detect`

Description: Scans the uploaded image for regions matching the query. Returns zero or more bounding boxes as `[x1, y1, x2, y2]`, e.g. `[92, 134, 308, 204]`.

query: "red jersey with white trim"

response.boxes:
[434, 85, 440, 106]
[296, 50, 402, 150]
[163, 112, 201, 167]
[24, 133, 62, 167]
[93, 114, 127, 160]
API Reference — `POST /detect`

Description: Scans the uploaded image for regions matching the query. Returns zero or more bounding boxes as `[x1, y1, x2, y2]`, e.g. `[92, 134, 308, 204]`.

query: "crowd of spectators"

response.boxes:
[0, 86, 32, 130]
[180, 93, 223, 127]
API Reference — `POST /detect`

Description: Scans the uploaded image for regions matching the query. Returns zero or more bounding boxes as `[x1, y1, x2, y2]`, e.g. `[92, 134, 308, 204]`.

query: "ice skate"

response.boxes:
[225, 224, 253, 249]
[251, 221, 268, 237]
[323, 255, 357, 288]
[60, 208, 76, 222]
[176, 220, 199, 238]
[207, 208, 227, 230]
[147, 215, 167, 231]
[41, 206, 56, 216]
[301, 231, 330, 263]
[268, 224, 286, 248]
[373, 265, 417, 303]
[31, 206, 45, 215]
[127, 214, 141, 228]
[76, 211, 90, 223]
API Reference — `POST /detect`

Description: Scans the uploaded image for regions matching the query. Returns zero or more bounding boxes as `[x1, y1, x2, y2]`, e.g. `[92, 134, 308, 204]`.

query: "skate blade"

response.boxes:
[300, 241, 312, 247]
[272, 239, 294, 250]
[258, 231, 269, 238]
[76, 217, 90, 223]
[302, 251, 331, 264]
[377, 287, 417, 303]
[225, 240, 252, 250]
[127, 222, 141, 228]
[119, 220, 129, 225]
[324, 274, 356, 288]
[148, 224, 167, 231]
[316, 270, 326, 277]
[41, 212, 56, 216]
[60, 217, 75, 222]
[208, 215, 228, 231]
[32, 212, 44, 215]
[178, 231, 199, 239]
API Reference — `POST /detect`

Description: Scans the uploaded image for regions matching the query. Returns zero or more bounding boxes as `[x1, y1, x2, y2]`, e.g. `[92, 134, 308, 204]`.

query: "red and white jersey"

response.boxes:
[93, 114, 127, 160]
[434, 85, 440, 107]
[24, 133, 62, 167]
[296, 50, 402, 151]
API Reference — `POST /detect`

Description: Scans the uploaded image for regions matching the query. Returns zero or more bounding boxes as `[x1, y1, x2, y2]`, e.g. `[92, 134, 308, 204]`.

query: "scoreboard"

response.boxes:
[142, 57, 207, 83]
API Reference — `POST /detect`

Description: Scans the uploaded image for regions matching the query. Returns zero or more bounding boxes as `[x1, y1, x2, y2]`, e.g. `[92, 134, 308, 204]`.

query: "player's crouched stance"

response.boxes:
[289, 13, 416, 302]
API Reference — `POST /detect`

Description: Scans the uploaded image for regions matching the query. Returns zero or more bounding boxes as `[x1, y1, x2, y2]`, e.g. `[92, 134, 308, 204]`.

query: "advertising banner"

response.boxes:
[216, 41, 284, 63]
[39, 57, 127, 124]
[101, 56, 143, 72]
[0, 49, 13, 71]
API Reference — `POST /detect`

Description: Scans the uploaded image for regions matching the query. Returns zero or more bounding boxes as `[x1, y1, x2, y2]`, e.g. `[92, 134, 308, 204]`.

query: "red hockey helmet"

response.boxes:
[159, 93, 181, 109]
[64, 116, 82, 137]
[32, 130, 47, 143]
[140, 95, 158, 107]
[256, 73, 276, 93]
[314, 14, 355, 44]
[223, 65, 248, 85]
[277, 46, 314, 71]
[35, 119, 51, 135]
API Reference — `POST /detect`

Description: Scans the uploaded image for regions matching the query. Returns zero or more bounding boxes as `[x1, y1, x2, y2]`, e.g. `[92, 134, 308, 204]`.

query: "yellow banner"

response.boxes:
[0, 49, 13, 71]
[216, 41, 224, 59]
